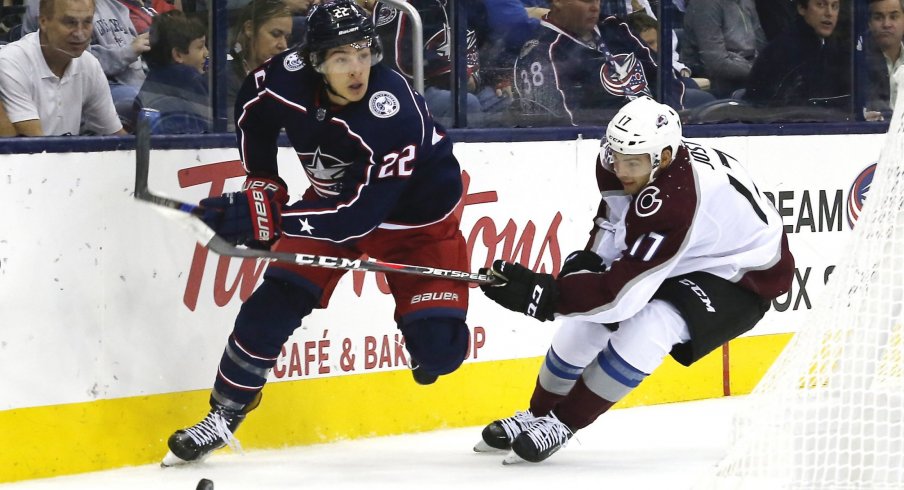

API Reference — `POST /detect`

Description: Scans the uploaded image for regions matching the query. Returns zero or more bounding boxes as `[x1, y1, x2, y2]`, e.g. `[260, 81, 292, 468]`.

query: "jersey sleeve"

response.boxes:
[235, 64, 284, 179]
[588, 155, 630, 266]
[556, 163, 698, 323]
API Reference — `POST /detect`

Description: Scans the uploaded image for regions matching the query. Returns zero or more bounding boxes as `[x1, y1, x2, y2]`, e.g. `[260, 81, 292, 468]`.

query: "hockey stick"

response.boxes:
[132, 118, 498, 285]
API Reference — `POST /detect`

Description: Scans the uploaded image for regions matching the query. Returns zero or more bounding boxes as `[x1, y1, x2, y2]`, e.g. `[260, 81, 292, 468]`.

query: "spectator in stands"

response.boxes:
[152, 0, 180, 13]
[627, 11, 714, 107]
[226, 0, 291, 130]
[0, 99, 15, 136]
[0, 0, 124, 135]
[510, 0, 684, 127]
[602, 0, 689, 101]
[681, 0, 766, 98]
[601, 0, 647, 20]
[23, 0, 150, 127]
[755, 0, 797, 41]
[370, 0, 507, 123]
[119, 0, 155, 34]
[284, 0, 315, 46]
[744, 0, 850, 110]
[601, 0, 688, 23]
[864, 0, 904, 120]
[91, 0, 150, 126]
[136, 9, 209, 133]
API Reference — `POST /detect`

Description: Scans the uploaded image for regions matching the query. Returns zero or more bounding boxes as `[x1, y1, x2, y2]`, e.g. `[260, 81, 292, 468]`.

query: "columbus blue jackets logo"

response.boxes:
[847, 162, 876, 228]
[283, 52, 305, 72]
[299, 147, 353, 197]
[600, 53, 650, 98]
[375, 5, 398, 27]
[369, 91, 400, 118]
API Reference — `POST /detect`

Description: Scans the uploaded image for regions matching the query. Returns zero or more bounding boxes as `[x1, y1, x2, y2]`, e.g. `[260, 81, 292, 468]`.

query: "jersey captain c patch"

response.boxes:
[369, 91, 400, 118]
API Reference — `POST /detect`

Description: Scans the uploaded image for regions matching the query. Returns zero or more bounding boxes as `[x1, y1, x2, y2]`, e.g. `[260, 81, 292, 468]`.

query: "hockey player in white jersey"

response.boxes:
[475, 97, 795, 464]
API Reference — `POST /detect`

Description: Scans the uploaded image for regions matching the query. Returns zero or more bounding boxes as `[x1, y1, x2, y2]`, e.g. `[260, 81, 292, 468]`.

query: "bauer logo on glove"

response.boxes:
[199, 188, 284, 250]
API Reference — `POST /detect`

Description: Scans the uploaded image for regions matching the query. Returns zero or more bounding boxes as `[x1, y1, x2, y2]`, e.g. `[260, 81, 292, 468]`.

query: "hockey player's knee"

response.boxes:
[399, 316, 470, 380]
[234, 278, 318, 355]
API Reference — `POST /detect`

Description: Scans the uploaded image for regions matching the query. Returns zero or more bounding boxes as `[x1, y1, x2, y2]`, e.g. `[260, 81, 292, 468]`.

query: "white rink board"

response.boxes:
[0, 133, 882, 410]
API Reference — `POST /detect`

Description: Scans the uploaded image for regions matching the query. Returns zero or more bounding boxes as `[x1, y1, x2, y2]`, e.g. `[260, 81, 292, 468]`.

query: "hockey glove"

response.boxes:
[200, 187, 283, 249]
[559, 250, 607, 278]
[479, 260, 558, 321]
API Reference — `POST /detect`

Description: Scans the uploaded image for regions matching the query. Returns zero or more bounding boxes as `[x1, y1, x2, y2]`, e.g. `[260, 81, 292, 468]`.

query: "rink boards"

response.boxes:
[0, 134, 882, 482]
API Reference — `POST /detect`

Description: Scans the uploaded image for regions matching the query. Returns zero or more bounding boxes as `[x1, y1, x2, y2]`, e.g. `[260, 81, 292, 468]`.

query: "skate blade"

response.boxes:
[473, 440, 507, 453]
[161, 450, 192, 467]
[502, 451, 527, 465]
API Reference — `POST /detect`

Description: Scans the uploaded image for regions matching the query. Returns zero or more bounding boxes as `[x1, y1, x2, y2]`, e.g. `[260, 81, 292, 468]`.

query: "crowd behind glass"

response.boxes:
[0, 0, 898, 137]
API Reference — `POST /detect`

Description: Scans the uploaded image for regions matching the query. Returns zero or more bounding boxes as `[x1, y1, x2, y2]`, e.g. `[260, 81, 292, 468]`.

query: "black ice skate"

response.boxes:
[504, 412, 573, 464]
[161, 395, 260, 467]
[473, 410, 537, 452]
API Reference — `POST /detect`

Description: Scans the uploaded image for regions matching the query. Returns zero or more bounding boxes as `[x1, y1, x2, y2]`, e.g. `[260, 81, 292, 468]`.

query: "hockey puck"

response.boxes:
[196, 478, 214, 490]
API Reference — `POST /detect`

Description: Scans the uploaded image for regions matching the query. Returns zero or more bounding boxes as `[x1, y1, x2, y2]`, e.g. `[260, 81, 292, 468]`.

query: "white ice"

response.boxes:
[0, 397, 742, 490]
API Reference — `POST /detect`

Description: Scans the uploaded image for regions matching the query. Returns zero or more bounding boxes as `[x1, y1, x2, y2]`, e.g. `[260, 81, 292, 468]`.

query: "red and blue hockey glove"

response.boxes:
[200, 177, 287, 249]
[479, 260, 558, 321]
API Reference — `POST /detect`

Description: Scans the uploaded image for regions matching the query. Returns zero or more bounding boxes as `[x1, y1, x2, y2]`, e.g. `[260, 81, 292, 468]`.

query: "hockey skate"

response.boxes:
[503, 412, 573, 464]
[473, 410, 537, 452]
[161, 394, 260, 467]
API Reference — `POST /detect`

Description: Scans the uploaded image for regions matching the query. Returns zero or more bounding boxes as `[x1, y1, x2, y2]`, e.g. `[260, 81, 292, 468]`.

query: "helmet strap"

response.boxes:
[323, 80, 353, 104]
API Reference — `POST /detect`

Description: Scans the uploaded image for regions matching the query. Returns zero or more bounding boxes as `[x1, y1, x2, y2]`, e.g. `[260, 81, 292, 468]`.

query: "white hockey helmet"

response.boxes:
[602, 97, 682, 180]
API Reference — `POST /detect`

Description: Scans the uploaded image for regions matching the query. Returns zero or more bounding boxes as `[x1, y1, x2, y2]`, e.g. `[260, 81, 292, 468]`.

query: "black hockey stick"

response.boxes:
[132, 118, 498, 285]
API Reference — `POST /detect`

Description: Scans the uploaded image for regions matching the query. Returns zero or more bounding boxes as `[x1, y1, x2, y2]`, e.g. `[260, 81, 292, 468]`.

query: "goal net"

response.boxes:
[696, 79, 904, 489]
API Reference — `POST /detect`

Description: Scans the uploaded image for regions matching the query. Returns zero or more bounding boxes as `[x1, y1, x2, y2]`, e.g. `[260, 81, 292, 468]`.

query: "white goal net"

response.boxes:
[695, 76, 904, 489]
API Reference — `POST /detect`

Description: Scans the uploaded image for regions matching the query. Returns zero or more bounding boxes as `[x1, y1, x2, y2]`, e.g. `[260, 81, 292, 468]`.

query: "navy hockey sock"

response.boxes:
[213, 278, 317, 406]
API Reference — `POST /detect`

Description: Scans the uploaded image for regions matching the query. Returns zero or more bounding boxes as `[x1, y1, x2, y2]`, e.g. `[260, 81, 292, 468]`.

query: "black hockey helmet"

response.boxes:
[302, 0, 383, 71]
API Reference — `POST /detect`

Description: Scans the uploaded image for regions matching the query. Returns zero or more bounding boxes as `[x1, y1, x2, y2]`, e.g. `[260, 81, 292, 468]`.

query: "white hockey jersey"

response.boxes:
[556, 140, 795, 323]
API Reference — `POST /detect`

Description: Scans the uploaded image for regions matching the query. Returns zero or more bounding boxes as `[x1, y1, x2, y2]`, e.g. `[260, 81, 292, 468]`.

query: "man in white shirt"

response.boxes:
[0, 0, 124, 136]
[869, 0, 904, 109]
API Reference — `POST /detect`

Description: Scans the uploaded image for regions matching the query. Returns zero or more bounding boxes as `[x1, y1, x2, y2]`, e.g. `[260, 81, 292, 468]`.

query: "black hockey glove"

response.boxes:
[200, 188, 283, 249]
[559, 250, 607, 278]
[479, 260, 558, 321]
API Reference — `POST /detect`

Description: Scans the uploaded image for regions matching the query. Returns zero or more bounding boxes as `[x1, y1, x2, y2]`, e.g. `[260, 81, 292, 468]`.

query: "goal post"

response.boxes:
[695, 74, 904, 489]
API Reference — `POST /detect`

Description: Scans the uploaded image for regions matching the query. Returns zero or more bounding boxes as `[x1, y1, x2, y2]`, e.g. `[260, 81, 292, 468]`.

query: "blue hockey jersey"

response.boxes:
[234, 50, 463, 244]
[512, 15, 686, 126]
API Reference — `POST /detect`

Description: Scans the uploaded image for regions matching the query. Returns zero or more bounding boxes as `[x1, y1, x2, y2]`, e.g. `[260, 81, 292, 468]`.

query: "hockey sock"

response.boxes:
[554, 341, 648, 430]
[529, 376, 567, 417]
[213, 278, 317, 407]
[552, 377, 616, 431]
[531, 347, 585, 415]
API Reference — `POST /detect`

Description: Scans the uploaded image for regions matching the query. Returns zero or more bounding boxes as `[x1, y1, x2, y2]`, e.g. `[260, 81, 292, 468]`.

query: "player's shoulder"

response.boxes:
[629, 152, 698, 228]
[369, 64, 413, 94]
[254, 49, 317, 92]
[359, 65, 421, 120]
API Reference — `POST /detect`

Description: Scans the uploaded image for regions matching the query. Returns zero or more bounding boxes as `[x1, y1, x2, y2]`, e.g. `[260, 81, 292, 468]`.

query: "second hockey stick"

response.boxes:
[132, 119, 498, 285]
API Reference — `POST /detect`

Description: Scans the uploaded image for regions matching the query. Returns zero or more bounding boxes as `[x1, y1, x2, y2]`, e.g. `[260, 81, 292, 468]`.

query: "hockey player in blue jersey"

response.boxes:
[162, 0, 472, 466]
